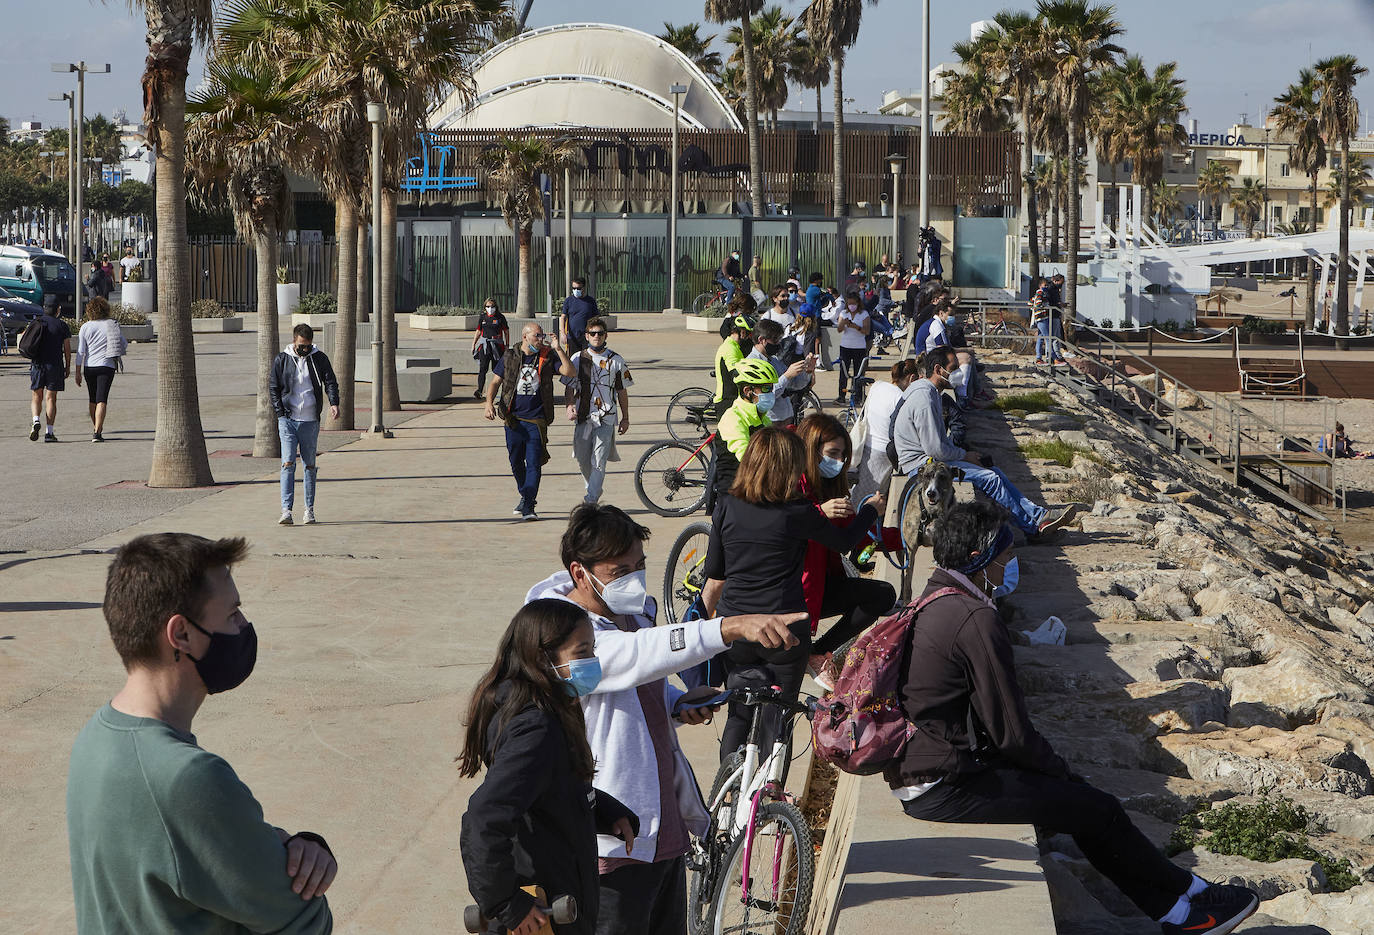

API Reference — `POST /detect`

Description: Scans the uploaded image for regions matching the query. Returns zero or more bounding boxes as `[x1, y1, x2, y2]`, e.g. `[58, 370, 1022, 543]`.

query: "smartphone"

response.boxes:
[673, 689, 733, 717]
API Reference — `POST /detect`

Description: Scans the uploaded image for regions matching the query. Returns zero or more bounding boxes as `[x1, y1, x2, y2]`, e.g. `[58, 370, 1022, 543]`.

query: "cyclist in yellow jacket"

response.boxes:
[712, 357, 778, 499]
[712, 313, 757, 407]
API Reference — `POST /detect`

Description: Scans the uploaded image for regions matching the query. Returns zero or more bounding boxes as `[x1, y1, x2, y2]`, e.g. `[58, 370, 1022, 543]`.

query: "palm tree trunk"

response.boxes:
[1065, 117, 1081, 318]
[1023, 109, 1040, 288]
[739, 8, 765, 217]
[146, 43, 214, 488]
[1305, 172, 1318, 329]
[381, 189, 400, 410]
[1336, 137, 1351, 338]
[1050, 159, 1061, 262]
[356, 223, 370, 324]
[815, 86, 822, 133]
[252, 229, 280, 459]
[329, 198, 358, 431]
[516, 223, 533, 318]
[832, 52, 846, 218]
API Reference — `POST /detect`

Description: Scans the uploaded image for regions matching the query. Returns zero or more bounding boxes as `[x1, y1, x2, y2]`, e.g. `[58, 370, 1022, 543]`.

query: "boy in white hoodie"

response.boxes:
[526, 504, 804, 935]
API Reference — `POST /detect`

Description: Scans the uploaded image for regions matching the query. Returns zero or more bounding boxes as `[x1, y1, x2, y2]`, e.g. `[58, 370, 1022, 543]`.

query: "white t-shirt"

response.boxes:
[284, 349, 318, 421]
[863, 381, 904, 446]
[76, 319, 126, 368]
[836, 307, 871, 350]
[925, 316, 948, 352]
[119, 255, 140, 278]
[762, 308, 796, 333]
[564, 347, 633, 423]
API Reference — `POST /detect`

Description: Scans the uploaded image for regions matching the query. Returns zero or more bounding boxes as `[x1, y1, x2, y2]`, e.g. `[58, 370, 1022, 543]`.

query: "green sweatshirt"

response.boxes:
[67, 704, 333, 934]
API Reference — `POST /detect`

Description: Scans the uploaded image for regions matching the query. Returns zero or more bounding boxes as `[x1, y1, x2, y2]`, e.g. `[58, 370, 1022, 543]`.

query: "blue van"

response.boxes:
[0, 245, 77, 315]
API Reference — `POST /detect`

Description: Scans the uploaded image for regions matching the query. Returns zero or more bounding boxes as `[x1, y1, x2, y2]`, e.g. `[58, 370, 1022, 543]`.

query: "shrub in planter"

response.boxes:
[414, 304, 479, 317]
[297, 292, 337, 317]
[190, 298, 234, 319]
[109, 302, 150, 326]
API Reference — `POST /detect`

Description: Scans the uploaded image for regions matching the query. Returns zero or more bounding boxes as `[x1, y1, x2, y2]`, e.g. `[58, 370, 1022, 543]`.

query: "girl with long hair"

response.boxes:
[459, 599, 637, 935]
[74, 296, 127, 442]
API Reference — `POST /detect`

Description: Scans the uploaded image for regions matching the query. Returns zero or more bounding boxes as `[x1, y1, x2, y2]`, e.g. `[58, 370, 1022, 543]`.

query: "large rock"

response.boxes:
[1085, 767, 1236, 823]
[1173, 851, 1328, 901]
[1154, 726, 1372, 798]
[1258, 885, 1374, 934]
[1225, 649, 1372, 729]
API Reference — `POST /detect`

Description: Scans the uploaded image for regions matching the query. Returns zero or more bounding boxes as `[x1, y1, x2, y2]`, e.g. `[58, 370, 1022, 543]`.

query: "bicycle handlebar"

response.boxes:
[735, 685, 820, 718]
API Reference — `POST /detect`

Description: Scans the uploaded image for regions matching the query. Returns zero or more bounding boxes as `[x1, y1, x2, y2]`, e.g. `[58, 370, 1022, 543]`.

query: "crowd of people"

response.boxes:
[59, 259, 1259, 935]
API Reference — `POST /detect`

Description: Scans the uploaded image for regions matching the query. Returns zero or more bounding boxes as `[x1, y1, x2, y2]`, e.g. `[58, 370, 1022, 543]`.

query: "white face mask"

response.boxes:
[589, 568, 648, 616]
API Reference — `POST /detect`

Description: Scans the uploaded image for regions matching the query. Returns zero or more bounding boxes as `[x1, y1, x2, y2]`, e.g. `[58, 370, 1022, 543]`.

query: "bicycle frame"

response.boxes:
[676, 432, 717, 472]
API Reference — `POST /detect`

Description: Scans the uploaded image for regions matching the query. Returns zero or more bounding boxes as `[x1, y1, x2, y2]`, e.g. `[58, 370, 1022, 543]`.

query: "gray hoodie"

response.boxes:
[892, 378, 965, 473]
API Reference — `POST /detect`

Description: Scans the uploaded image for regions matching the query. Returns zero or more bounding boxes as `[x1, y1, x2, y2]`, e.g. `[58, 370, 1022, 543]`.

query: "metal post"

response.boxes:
[669, 83, 687, 311]
[564, 166, 572, 297]
[76, 65, 85, 262]
[365, 103, 390, 438]
[919, 0, 930, 230]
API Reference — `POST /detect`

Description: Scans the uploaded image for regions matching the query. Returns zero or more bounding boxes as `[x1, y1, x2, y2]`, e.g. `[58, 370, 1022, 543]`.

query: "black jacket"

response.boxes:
[460, 695, 638, 935]
[268, 348, 340, 420]
[886, 570, 1069, 788]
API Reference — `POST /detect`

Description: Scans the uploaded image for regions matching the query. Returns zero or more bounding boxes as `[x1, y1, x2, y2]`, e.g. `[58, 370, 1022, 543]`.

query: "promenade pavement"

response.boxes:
[1, 315, 735, 933]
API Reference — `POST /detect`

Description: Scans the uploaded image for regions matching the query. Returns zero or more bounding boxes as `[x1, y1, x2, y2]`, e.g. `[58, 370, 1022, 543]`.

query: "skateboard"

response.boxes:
[463, 885, 577, 934]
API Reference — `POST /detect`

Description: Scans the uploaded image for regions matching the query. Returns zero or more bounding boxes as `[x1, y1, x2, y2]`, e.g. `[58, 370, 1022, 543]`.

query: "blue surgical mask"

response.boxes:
[555, 656, 602, 697]
[991, 557, 1019, 598]
[818, 456, 845, 479]
[572, 288, 583, 298]
[754, 391, 776, 414]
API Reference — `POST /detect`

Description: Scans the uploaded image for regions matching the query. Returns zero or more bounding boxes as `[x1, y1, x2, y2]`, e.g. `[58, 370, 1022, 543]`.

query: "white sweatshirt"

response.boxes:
[526, 571, 730, 862]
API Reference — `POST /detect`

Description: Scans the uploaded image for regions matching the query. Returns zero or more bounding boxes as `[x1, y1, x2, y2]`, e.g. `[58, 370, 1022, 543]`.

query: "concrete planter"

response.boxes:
[292, 313, 337, 329]
[685, 315, 723, 332]
[121, 323, 155, 342]
[276, 283, 301, 316]
[191, 316, 244, 333]
[411, 313, 477, 331]
[121, 281, 154, 315]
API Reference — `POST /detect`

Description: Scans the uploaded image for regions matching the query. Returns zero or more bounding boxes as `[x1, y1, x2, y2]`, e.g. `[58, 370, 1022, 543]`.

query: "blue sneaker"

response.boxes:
[1161, 884, 1258, 935]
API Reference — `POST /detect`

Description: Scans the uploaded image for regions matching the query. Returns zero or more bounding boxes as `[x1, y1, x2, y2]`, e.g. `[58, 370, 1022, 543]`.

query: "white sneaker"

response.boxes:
[303, 509, 316, 525]
[278, 510, 293, 525]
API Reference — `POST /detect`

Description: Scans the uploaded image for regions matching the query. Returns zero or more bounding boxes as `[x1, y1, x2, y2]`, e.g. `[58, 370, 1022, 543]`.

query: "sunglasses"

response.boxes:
[586, 330, 607, 337]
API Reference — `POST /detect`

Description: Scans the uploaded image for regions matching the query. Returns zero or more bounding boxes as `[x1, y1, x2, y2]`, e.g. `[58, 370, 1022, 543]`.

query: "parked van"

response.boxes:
[0, 245, 77, 315]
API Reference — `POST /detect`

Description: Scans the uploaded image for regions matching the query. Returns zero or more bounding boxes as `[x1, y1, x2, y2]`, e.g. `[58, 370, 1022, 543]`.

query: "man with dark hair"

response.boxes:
[892, 503, 1259, 935]
[68, 533, 337, 933]
[27, 298, 71, 442]
[560, 277, 597, 355]
[564, 316, 633, 504]
[269, 323, 340, 525]
[891, 348, 1080, 537]
[746, 318, 812, 427]
[527, 504, 803, 935]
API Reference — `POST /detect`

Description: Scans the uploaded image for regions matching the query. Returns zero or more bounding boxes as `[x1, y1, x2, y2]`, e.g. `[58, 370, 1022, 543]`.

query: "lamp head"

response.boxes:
[670, 83, 688, 96]
[887, 153, 907, 175]
[366, 102, 382, 123]
[51, 63, 76, 73]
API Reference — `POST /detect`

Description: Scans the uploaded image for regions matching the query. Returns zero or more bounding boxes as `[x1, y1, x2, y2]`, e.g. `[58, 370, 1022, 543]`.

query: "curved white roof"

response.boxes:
[432, 23, 742, 132]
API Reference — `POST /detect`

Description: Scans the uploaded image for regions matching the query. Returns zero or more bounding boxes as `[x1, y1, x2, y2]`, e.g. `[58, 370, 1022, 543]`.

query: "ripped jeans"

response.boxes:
[279, 416, 320, 512]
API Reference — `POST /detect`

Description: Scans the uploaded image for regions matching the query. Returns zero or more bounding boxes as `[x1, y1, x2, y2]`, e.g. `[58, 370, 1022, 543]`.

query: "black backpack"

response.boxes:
[17, 318, 44, 360]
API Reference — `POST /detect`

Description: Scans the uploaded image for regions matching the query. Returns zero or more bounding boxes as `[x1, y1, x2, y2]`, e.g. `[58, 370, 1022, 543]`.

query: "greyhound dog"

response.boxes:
[895, 458, 961, 604]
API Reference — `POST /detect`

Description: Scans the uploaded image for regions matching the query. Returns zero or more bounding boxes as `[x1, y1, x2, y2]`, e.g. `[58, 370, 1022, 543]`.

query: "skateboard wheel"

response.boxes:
[550, 895, 578, 924]
[462, 904, 483, 932]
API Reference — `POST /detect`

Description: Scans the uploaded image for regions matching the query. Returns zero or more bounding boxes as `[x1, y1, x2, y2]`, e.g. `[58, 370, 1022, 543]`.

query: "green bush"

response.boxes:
[993, 391, 1056, 414]
[1019, 438, 1094, 467]
[1168, 794, 1362, 892]
[296, 292, 337, 317]
[190, 299, 233, 319]
[108, 303, 149, 326]
[414, 305, 481, 317]
[1240, 315, 1285, 336]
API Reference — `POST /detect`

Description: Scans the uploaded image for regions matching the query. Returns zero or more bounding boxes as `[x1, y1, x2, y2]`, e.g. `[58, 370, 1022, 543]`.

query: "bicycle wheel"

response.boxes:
[664, 521, 713, 626]
[1004, 318, 1034, 356]
[667, 386, 716, 443]
[635, 441, 710, 517]
[710, 801, 815, 935]
[838, 407, 858, 430]
[792, 389, 824, 422]
[692, 292, 714, 316]
[688, 750, 745, 935]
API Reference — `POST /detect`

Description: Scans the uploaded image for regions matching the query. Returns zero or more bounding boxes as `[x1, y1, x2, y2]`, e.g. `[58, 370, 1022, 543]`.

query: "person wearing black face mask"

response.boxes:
[67, 533, 339, 934]
[746, 318, 811, 427]
[269, 323, 340, 525]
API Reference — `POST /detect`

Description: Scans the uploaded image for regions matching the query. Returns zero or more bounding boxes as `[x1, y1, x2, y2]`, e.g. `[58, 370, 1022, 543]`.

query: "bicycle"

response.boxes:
[635, 427, 718, 517]
[666, 384, 824, 444]
[692, 277, 746, 317]
[968, 307, 1033, 356]
[835, 356, 873, 430]
[663, 520, 712, 625]
[688, 686, 818, 935]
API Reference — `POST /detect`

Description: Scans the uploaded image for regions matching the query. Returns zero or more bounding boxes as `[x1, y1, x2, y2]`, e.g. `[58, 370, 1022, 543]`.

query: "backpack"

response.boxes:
[812, 586, 962, 775]
[17, 318, 45, 360]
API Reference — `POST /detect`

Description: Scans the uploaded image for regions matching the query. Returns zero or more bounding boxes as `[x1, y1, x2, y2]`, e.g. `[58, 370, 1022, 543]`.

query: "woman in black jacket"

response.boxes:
[459, 599, 638, 935]
[701, 427, 885, 761]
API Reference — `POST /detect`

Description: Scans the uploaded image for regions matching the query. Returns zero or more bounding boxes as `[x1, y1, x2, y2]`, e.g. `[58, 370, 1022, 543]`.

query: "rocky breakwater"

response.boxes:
[973, 357, 1374, 934]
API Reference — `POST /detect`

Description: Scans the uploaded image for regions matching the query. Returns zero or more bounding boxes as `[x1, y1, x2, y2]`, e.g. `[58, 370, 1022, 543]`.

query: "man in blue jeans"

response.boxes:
[485, 322, 575, 521]
[268, 324, 339, 526]
[891, 348, 1081, 537]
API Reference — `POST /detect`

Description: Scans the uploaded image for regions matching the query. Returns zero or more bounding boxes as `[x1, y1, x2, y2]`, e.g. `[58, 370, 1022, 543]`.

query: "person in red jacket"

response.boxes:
[794, 413, 898, 687]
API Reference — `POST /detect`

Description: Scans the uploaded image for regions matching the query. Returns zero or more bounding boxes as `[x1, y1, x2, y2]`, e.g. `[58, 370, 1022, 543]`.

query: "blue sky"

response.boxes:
[4, 0, 1372, 136]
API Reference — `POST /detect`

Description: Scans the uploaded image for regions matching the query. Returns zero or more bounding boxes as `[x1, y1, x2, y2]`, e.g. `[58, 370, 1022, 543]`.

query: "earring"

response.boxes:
[174, 649, 181, 662]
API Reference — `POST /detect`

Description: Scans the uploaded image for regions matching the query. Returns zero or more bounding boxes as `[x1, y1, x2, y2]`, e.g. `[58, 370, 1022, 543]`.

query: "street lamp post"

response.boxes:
[52, 62, 110, 262]
[48, 92, 75, 261]
[887, 154, 906, 264]
[919, 0, 931, 230]
[365, 102, 390, 438]
[668, 82, 688, 311]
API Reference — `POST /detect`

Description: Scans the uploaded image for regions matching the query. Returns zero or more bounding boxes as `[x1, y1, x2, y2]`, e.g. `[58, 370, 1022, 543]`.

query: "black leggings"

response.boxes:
[813, 573, 896, 655]
[84, 366, 116, 404]
[903, 767, 1193, 920]
[719, 616, 811, 762]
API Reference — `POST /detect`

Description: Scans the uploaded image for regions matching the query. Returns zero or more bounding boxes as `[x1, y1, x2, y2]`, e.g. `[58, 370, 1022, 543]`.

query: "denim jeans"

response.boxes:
[1035, 318, 1064, 361]
[279, 417, 320, 511]
[505, 418, 544, 508]
[945, 459, 1046, 533]
[716, 274, 736, 305]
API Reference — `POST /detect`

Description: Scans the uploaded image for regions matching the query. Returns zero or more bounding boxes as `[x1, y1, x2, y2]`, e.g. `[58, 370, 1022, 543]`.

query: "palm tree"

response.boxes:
[790, 30, 830, 131]
[1109, 55, 1187, 224]
[1272, 68, 1327, 327]
[716, 64, 747, 122]
[660, 22, 723, 79]
[1196, 160, 1232, 228]
[1324, 157, 1371, 209]
[128, 0, 217, 487]
[1038, 0, 1124, 317]
[938, 38, 1014, 133]
[802, 0, 874, 219]
[1231, 177, 1266, 238]
[705, 0, 766, 216]
[1088, 65, 1129, 230]
[478, 136, 577, 318]
[985, 10, 1049, 282]
[726, 6, 798, 128]
[187, 50, 304, 460]
[1150, 179, 1181, 231]
[1315, 54, 1368, 336]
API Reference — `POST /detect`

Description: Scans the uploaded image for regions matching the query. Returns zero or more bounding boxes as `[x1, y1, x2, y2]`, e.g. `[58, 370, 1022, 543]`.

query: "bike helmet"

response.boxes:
[733, 358, 778, 387]
[732, 312, 757, 333]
